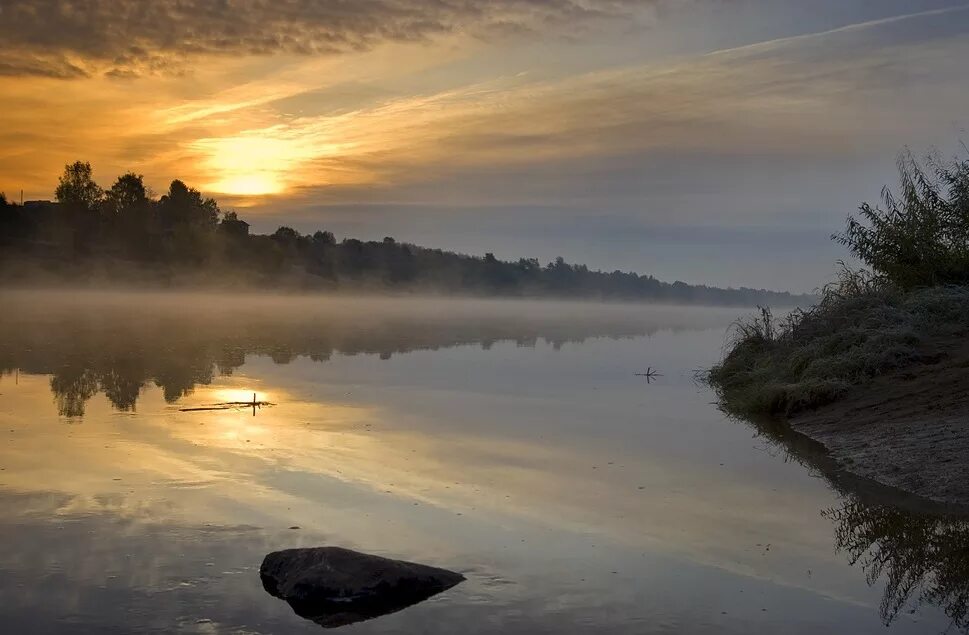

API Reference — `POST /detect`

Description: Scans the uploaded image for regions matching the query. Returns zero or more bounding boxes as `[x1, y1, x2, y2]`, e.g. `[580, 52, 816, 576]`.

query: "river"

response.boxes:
[0, 290, 963, 633]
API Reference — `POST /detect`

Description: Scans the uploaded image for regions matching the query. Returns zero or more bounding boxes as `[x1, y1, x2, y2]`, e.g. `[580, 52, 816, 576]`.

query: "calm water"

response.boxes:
[0, 290, 965, 634]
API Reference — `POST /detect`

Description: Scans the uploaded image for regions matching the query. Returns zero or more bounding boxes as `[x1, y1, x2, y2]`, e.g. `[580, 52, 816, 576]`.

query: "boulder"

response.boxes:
[260, 547, 465, 628]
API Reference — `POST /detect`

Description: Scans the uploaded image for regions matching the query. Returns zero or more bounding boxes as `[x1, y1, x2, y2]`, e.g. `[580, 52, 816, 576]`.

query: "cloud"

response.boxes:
[6, 2, 968, 207]
[0, 0, 657, 79]
[162, 3, 969, 204]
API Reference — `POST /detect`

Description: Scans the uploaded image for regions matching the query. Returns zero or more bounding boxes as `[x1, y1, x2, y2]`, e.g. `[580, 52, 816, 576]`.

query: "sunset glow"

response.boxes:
[193, 136, 300, 196]
[210, 388, 270, 404]
[2, 2, 969, 289]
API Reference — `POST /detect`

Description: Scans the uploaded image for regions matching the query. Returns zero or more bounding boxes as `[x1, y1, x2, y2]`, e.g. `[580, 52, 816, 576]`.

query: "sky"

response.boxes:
[2, 0, 969, 292]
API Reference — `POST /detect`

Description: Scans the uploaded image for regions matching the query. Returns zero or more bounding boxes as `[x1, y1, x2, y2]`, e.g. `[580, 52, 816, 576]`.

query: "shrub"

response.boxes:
[835, 151, 969, 289]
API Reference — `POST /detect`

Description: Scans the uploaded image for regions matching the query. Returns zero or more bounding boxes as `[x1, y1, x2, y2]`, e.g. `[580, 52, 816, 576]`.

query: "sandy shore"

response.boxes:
[791, 338, 969, 508]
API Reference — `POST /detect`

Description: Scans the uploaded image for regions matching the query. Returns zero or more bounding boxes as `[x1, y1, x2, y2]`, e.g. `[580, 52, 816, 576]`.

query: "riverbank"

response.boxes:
[791, 339, 969, 506]
[709, 283, 969, 507]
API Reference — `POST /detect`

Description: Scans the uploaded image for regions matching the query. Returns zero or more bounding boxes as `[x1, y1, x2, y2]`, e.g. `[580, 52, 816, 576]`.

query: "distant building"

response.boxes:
[23, 200, 58, 209]
[220, 218, 250, 237]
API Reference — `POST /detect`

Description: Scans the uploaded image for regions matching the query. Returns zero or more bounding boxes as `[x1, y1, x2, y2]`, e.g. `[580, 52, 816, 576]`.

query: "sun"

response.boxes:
[193, 134, 305, 196]
[208, 174, 284, 196]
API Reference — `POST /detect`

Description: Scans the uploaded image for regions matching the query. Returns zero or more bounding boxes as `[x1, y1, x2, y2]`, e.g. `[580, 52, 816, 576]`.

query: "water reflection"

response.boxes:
[0, 290, 725, 418]
[739, 414, 969, 631]
[826, 499, 969, 630]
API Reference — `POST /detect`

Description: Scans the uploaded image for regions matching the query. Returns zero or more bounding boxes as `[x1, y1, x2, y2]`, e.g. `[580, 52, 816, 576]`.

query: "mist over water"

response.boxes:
[0, 290, 739, 416]
[0, 290, 965, 633]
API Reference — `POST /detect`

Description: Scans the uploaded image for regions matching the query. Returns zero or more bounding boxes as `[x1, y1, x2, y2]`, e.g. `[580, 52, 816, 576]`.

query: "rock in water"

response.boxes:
[260, 547, 465, 628]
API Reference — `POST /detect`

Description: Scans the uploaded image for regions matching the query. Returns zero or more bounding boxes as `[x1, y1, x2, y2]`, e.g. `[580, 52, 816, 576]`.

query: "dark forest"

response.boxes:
[0, 162, 806, 306]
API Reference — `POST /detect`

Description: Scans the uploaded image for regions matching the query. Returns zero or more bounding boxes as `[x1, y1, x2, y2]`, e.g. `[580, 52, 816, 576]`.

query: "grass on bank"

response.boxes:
[708, 273, 969, 417]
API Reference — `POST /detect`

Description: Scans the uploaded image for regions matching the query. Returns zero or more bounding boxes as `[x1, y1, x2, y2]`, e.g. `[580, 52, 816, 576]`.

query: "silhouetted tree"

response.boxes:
[312, 230, 336, 246]
[104, 173, 150, 218]
[101, 172, 155, 258]
[272, 226, 301, 243]
[158, 180, 219, 229]
[55, 161, 103, 213]
[54, 161, 104, 256]
[156, 179, 220, 262]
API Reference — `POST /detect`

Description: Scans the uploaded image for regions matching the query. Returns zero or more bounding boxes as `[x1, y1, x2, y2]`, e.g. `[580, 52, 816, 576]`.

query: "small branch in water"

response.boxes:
[635, 367, 663, 384]
[179, 399, 274, 415]
[180, 393, 273, 416]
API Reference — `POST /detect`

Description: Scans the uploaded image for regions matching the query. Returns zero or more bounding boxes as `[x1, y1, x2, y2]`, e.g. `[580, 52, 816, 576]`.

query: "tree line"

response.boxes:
[0, 161, 806, 306]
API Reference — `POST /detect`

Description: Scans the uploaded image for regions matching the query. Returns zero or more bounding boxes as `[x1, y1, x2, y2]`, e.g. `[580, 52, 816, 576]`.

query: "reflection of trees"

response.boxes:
[823, 500, 969, 629]
[45, 355, 215, 417]
[98, 354, 148, 412]
[1, 296, 698, 417]
[152, 350, 217, 404]
[730, 412, 969, 631]
[49, 365, 99, 418]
